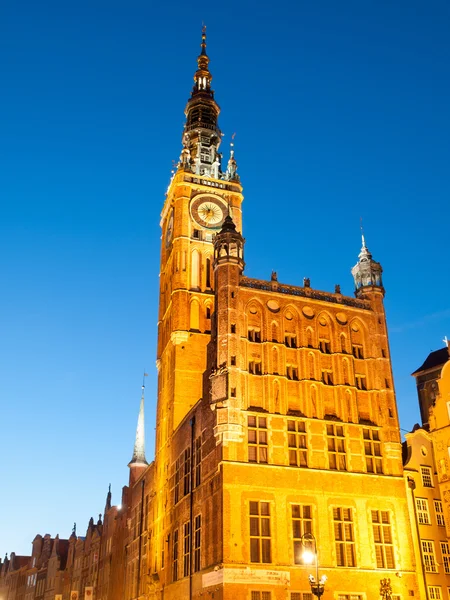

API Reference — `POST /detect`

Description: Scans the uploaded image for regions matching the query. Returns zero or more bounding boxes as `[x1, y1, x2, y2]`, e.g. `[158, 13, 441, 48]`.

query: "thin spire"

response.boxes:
[128, 373, 148, 468]
[192, 25, 213, 96]
[104, 484, 112, 513]
[200, 23, 207, 55]
[360, 217, 366, 248]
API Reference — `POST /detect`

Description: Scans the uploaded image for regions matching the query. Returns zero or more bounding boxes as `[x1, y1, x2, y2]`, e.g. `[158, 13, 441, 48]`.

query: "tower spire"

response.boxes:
[182, 27, 222, 178]
[193, 25, 213, 97]
[128, 374, 148, 468]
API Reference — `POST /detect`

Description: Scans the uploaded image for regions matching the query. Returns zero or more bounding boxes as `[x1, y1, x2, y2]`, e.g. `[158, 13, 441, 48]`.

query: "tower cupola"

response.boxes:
[213, 216, 245, 272]
[182, 27, 223, 178]
[351, 234, 384, 297]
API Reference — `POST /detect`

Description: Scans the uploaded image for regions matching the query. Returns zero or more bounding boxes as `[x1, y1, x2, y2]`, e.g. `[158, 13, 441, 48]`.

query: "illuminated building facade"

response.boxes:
[0, 29, 429, 600]
[121, 29, 422, 600]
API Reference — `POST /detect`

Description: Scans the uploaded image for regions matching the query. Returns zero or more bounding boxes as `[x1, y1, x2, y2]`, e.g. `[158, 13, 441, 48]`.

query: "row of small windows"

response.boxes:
[247, 417, 383, 474]
[246, 329, 370, 357]
[171, 437, 202, 505]
[416, 497, 445, 527]
[246, 361, 390, 390]
[172, 515, 201, 582]
[248, 501, 395, 569]
[422, 540, 450, 574]
[252, 594, 378, 600]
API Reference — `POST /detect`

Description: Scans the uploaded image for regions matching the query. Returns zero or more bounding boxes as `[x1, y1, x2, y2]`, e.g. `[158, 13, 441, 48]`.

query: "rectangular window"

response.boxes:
[194, 436, 201, 487]
[435, 500, 445, 527]
[287, 365, 299, 380]
[292, 505, 313, 564]
[248, 328, 261, 343]
[319, 339, 331, 354]
[421, 467, 434, 488]
[333, 507, 355, 567]
[249, 361, 262, 375]
[352, 345, 364, 359]
[363, 429, 383, 473]
[337, 596, 363, 600]
[251, 593, 272, 600]
[327, 424, 346, 471]
[291, 594, 313, 600]
[422, 540, 438, 572]
[429, 587, 442, 600]
[248, 416, 268, 463]
[194, 515, 201, 572]
[183, 448, 191, 496]
[372, 510, 395, 568]
[441, 542, 450, 574]
[416, 498, 431, 525]
[183, 522, 191, 577]
[322, 370, 334, 385]
[172, 529, 178, 581]
[250, 501, 272, 563]
[355, 375, 367, 390]
[288, 420, 308, 467]
[174, 457, 181, 504]
[285, 334, 297, 348]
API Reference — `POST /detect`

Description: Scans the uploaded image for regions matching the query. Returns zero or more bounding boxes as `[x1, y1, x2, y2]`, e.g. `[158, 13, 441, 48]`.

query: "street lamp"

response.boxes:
[300, 532, 327, 599]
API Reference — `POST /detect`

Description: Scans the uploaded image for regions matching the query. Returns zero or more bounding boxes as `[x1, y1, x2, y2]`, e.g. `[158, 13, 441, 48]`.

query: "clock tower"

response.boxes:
[156, 27, 243, 456]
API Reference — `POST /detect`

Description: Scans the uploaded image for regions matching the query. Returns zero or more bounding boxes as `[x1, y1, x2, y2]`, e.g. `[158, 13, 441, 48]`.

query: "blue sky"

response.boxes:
[1, 0, 449, 557]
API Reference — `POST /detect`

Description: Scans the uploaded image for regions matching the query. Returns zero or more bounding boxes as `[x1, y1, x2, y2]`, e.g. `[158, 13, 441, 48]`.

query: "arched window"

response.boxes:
[206, 257, 211, 288]
[273, 347, 279, 375]
[343, 359, 350, 385]
[206, 306, 211, 319]
[308, 353, 315, 380]
[190, 300, 200, 331]
[340, 334, 347, 354]
[191, 250, 200, 289]
[306, 328, 313, 349]
[271, 322, 278, 342]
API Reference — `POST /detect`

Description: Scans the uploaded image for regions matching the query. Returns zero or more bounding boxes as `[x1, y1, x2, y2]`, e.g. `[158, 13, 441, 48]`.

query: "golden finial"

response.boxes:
[201, 24, 207, 55]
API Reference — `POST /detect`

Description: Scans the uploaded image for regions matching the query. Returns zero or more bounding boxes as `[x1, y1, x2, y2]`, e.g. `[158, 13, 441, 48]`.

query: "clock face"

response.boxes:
[165, 210, 174, 247]
[191, 196, 227, 229]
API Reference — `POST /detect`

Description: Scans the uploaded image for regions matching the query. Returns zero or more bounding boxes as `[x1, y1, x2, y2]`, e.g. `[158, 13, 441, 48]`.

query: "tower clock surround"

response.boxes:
[190, 194, 228, 229]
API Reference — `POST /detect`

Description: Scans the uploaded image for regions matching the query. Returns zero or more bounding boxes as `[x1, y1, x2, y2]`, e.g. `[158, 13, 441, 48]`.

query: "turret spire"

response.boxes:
[128, 374, 148, 468]
[225, 133, 240, 182]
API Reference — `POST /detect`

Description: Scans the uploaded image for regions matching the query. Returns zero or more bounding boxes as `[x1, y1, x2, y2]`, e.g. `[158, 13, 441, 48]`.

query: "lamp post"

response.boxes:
[300, 532, 327, 599]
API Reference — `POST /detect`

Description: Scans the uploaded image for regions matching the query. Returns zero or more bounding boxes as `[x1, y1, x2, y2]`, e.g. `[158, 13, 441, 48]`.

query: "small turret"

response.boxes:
[213, 215, 245, 272]
[351, 233, 384, 298]
[225, 135, 240, 182]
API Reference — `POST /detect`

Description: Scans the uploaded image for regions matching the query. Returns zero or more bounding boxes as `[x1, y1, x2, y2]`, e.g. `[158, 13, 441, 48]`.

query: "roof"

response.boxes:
[412, 347, 449, 376]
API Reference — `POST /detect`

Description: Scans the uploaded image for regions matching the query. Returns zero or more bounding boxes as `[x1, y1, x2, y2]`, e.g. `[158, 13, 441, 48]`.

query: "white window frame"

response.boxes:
[435, 500, 445, 527]
[421, 466, 434, 488]
[441, 541, 450, 574]
[422, 540, 438, 573]
[416, 498, 431, 525]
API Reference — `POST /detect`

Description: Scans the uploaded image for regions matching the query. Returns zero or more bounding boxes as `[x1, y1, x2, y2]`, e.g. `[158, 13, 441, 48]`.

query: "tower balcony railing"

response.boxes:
[185, 121, 219, 133]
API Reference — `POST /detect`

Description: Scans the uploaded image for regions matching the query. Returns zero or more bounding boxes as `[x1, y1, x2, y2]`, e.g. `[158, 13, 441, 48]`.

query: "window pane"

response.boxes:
[261, 539, 271, 563]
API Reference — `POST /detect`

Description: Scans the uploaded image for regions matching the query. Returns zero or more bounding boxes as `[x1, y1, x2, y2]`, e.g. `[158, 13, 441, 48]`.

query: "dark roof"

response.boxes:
[412, 347, 449, 376]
